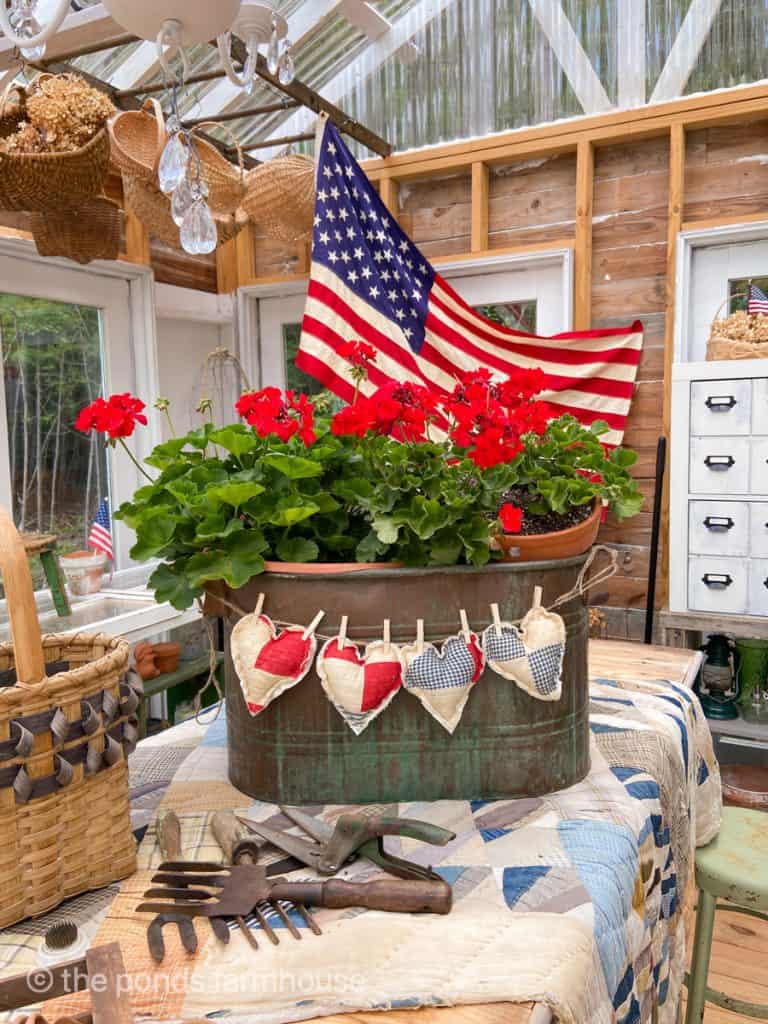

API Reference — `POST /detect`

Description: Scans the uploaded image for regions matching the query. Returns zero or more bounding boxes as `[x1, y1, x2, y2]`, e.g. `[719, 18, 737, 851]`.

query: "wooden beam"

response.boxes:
[617, 0, 646, 107]
[361, 80, 768, 181]
[216, 223, 256, 294]
[682, 210, 768, 232]
[529, 0, 612, 114]
[574, 139, 594, 330]
[651, 0, 724, 103]
[660, 122, 686, 603]
[379, 177, 400, 220]
[123, 206, 151, 266]
[471, 162, 490, 253]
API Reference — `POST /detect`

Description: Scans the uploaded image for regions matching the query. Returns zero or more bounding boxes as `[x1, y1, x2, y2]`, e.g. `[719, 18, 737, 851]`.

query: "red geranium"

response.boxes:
[338, 340, 377, 368]
[499, 503, 523, 533]
[367, 381, 439, 442]
[236, 387, 316, 446]
[331, 399, 374, 438]
[75, 393, 147, 439]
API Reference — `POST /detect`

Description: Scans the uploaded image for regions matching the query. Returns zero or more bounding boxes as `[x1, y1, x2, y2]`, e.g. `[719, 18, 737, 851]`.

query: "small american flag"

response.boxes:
[88, 497, 113, 560]
[297, 118, 644, 447]
[747, 283, 768, 315]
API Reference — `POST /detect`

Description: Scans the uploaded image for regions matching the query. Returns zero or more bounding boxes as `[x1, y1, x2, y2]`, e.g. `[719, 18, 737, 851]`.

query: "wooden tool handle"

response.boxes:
[211, 810, 249, 863]
[157, 810, 183, 862]
[0, 505, 44, 683]
[271, 878, 452, 915]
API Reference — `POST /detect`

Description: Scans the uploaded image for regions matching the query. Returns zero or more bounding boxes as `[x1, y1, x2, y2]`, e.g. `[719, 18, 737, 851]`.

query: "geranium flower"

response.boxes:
[236, 387, 316, 446]
[331, 399, 373, 438]
[338, 340, 377, 368]
[75, 393, 147, 439]
[499, 503, 523, 533]
[368, 381, 439, 442]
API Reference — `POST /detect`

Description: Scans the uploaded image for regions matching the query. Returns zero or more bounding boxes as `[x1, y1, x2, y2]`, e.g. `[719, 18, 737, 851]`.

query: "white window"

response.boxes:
[0, 242, 159, 568]
[238, 248, 573, 390]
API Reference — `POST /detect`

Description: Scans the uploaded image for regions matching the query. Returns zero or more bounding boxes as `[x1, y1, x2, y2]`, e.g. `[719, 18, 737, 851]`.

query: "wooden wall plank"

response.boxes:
[471, 162, 490, 253]
[123, 206, 151, 266]
[379, 177, 400, 220]
[574, 139, 594, 329]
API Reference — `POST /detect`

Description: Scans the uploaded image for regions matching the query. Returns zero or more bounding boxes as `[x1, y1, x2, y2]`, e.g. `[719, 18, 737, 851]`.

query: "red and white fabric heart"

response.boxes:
[231, 595, 324, 715]
[482, 598, 566, 702]
[317, 617, 403, 734]
[402, 613, 484, 733]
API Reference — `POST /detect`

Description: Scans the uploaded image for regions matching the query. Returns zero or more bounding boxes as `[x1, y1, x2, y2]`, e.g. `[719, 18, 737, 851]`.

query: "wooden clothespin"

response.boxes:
[416, 619, 424, 655]
[490, 602, 502, 636]
[338, 614, 349, 649]
[254, 592, 265, 617]
[532, 586, 543, 609]
[302, 610, 325, 640]
[383, 618, 391, 644]
[459, 609, 471, 644]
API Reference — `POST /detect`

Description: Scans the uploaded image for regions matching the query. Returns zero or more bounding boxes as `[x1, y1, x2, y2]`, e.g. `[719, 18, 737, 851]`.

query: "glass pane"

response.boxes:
[0, 294, 110, 561]
[284, 322, 325, 396]
[473, 300, 537, 333]
[729, 277, 768, 313]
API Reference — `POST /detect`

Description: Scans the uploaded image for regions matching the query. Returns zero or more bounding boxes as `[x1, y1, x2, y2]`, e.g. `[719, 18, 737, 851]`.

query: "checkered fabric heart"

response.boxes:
[402, 633, 484, 733]
[482, 606, 565, 701]
[231, 612, 316, 716]
[318, 636, 403, 734]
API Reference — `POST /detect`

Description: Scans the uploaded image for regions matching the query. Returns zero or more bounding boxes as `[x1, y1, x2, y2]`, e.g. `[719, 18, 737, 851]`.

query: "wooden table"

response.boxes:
[316, 641, 703, 1024]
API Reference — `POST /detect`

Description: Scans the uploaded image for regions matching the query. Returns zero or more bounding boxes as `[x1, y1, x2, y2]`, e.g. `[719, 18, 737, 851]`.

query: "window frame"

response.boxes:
[0, 234, 161, 569]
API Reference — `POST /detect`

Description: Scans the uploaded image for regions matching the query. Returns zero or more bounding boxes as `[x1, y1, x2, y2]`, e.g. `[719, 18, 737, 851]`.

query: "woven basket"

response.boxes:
[0, 125, 111, 213]
[122, 173, 245, 250]
[108, 97, 166, 182]
[707, 292, 768, 360]
[241, 154, 315, 242]
[0, 82, 25, 140]
[30, 195, 121, 264]
[0, 504, 138, 929]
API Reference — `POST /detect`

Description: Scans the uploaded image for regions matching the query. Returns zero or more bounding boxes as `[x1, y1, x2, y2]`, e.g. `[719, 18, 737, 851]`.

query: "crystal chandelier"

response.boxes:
[217, 2, 295, 92]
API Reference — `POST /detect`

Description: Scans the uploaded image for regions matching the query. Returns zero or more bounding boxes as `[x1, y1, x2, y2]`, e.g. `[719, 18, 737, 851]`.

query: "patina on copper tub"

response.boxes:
[224, 555, 590, 804]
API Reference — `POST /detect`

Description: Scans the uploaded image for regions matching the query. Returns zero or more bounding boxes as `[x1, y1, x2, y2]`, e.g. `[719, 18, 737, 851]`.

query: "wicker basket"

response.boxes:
[0, 505, 139, 929]
[0, 82, 25, 140]
[707, 292, 768, 360]
[241, 154, 315, 242]
[108, 97, 166, 182]
[122, 173, 245, 250]
[0, 126, 111, 213]
[30, 195, 121, 264]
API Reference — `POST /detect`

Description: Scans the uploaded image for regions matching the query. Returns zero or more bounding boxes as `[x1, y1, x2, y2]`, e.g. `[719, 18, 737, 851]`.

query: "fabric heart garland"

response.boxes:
[230, 595, 324, 715]
[483, 595, 566, 702]
[317, 616, 403, 734]
[402, 612, 484, 733]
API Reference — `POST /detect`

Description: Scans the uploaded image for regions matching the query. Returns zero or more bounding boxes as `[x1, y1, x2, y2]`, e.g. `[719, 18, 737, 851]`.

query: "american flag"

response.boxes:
[747, 283, 768, 315]
[297, 118, 644, 447]
[88, 497, 113, 560]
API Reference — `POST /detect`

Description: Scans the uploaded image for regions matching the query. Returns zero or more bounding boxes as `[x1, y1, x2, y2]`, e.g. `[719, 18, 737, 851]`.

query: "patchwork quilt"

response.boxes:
[1, 673, 720, 1024]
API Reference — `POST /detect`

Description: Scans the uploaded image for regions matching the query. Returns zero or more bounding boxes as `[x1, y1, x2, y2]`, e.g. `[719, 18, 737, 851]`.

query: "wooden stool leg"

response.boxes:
[685, 889, 716, 1024]
[39, 549, 71, 617]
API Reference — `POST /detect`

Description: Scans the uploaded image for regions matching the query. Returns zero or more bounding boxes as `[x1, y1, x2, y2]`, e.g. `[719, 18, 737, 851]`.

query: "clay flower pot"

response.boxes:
[133, 641, 160, 681]
[263, 560, 403, 574]
[152, 641, 181, 674]
[495, 499, 602, 563]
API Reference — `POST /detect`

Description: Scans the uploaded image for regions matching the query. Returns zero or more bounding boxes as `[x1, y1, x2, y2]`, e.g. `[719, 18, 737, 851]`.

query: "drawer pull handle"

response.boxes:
[705, 395, 737, 411]
[704, 455, 735, 469]
[702, 573, 733, 588]
[703, 516, 734, 530]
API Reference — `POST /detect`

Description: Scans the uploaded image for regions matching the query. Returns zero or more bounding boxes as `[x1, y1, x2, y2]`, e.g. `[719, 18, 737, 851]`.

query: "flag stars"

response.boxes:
[347, 269, 358, 283]
[366, 229, 375, 242]
[353, 247, 364, 260]
[344, 165, 354, 179]
[326, 209, 336, 221]
[369, 285, 380, 298]
[387, 289, 398, 301]
[340, 251, 351, 263]
[319, 231, 330, 244]
[334, 230, 342, 241]
[346, 226, 356, 239]
[327, 141, 337, 155]
[322, 166, 332, 178]
[398, 240, 409, 252]
[338, 208, 348, 221]
[383, 249, 393, 261]
[330, 186, 340, 199]
[361, 266, 372, 279]
[394, 308, 405, 321]
[381, 269, 391, 281]
[328, 251, 339, 263]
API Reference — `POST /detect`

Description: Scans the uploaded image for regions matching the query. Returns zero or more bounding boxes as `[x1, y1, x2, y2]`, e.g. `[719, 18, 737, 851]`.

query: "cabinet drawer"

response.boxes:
[748, 559, 768, 615]
[752, 439, 768, 495]
[752, 503, 768, 557]
[754, 378, 768, 435]
[690, 437, 750, 494]
[689, 557, 749, 614]
[689, 500, 749, 556]
[691, 379, 752, 435]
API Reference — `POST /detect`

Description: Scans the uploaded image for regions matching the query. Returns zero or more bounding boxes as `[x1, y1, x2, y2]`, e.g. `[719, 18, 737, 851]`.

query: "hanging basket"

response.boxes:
[241, 154, 315, 241]
[108, 97, 166, 182]
[187, 123, 246, 216]
[29, 195, 121, 264]
[0, 82, 25, 140]
[122, 173, 245, 251]
[0, 504, 138, 929]
[707, 292, 768, 361]
[0, 126, 111, 213]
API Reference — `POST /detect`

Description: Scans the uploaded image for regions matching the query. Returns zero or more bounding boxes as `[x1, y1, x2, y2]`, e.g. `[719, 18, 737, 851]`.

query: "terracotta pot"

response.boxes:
[495, 499, 602, 563]
[263, 560, 404, 574]
[152, 641, 181, 674]
[133, 641, 159, 681]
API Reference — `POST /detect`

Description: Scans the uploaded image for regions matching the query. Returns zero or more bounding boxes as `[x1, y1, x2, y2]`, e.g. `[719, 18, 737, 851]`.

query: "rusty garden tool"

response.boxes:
[237, 806, 456, 881]
[138, 862, 452, 956]
[211, 810, 322, 946]
[146, 811, 205, 963]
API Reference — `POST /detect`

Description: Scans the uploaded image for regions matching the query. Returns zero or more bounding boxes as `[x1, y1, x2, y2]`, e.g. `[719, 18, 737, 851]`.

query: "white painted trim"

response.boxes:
[0, 3, 121, 71]
[650, 0, 724, 103]
[155, 283, 234, 324]
[528, 0, 612, 115]
[617, 0, 646, 107]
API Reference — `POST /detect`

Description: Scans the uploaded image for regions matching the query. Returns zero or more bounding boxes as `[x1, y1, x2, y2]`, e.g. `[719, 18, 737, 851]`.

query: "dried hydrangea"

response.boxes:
[712, 310, 768, 344]
[0, 74, 113, 155]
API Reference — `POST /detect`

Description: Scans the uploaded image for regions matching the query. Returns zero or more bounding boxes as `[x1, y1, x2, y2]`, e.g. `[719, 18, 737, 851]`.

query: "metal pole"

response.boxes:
[182, 100, 299, 128]
[644, 436, 667, 644]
